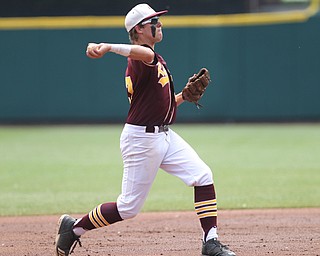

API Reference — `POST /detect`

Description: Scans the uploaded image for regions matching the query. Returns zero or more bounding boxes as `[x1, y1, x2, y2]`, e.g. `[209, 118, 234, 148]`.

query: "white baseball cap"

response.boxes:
[125, 3, 168, 32]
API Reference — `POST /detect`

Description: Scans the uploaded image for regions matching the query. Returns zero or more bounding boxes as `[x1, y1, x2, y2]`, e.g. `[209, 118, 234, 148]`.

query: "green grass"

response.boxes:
[0, 124, 319, 216]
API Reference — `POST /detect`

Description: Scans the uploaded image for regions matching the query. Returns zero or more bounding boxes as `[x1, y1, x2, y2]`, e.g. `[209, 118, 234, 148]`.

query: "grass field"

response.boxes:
[0, 124, 319, 216]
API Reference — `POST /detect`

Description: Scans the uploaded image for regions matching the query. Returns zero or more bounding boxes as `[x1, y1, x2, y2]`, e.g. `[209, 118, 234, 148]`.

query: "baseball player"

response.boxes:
[55, 3, 236, 256]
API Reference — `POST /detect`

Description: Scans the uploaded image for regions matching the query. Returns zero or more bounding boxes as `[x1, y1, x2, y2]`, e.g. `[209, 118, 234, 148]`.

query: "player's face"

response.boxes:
[141, 17, 163, 42]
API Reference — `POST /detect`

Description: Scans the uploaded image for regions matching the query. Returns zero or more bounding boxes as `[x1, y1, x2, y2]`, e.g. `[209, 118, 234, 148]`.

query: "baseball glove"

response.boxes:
[182, 68, 211, 108]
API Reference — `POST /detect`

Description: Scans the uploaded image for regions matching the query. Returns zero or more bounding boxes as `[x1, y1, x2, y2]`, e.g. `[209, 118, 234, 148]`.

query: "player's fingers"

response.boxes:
[86, 43, 96, 51]
[86, 48, 100, 58]
[96, 43, 111, 56]
[96, 43, 105, 51]
[87, 53, 101, 59]
[86, 43, 98, 57]
[86, 43, 108, 58]
[86, 45, 103, 58]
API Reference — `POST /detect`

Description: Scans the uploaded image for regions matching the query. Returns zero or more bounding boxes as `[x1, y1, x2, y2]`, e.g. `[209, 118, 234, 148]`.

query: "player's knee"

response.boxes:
[195, 166, 213, 186]
[117, 198, 141, 220]
[118, 208, 138, 220]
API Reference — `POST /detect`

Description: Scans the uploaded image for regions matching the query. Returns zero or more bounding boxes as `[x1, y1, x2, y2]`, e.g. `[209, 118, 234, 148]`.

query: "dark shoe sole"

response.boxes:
[55, 214, 70, 256]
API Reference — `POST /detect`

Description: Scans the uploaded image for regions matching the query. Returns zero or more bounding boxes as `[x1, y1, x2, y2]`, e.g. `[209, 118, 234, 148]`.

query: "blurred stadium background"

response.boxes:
[1, 0, 320, 216]
[0, 0, 314, 16]
[0, 0, 319, 124]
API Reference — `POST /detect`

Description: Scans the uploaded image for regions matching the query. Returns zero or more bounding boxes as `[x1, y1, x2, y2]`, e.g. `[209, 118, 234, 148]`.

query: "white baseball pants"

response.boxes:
[117, 124, 213, 220]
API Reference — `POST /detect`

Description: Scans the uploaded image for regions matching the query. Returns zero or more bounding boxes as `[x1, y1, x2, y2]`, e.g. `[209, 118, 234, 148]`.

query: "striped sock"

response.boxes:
[194, 184, 218, 241]
[74, 202, 123, 231]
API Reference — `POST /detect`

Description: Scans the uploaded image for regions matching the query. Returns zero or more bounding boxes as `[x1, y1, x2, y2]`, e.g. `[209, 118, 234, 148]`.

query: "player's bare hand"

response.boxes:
[86, 43, 111, 59]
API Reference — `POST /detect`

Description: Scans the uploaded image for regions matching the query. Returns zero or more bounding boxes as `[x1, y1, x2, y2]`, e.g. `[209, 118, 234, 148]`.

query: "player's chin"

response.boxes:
[156, 32, 163, 42]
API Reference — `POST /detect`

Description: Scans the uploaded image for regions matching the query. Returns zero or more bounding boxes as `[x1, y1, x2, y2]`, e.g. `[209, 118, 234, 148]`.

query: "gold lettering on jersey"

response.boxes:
[157, 63, 169, 87]
[125, 76, 133, 103]
[125, 76, 133, 94]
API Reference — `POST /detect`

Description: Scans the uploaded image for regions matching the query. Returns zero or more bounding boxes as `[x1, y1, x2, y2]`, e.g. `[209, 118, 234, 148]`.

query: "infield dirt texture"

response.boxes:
[1, 208, 319, 256]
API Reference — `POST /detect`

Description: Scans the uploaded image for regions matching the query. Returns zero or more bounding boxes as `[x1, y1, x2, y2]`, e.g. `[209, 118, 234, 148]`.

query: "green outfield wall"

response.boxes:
[1, 6, 319, 123]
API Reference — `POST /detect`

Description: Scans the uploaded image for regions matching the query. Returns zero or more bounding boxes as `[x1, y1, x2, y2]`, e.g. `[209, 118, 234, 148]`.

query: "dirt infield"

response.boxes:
[0, 208, 319, 256]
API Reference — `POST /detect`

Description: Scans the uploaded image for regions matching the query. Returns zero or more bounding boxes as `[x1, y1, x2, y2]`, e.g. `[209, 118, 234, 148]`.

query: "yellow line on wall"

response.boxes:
[0, 16, 124, 30]
[163, 11, 310, 27]
[0, 0, 318, 30]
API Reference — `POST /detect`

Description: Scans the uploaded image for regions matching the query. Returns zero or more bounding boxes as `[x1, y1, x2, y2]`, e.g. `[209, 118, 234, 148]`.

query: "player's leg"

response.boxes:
[72, 126, 165, 235]
[55, 203, 122, 255]
[160, 132, 217, 241]
[55, 124, 168, 256]
[160, 129, 217, 238]
[116, 124, 169, 220]
[160, 128, 236, 256]
[73, 126, 167, 230]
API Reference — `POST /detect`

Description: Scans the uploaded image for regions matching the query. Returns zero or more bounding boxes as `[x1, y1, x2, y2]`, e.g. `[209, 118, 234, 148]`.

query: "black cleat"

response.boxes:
[202, 238, 236, 256]
[55, 214, 82, 256]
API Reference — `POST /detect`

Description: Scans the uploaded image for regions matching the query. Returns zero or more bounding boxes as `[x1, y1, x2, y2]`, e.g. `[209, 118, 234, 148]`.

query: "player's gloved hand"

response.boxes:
[182, 68, 211, 108]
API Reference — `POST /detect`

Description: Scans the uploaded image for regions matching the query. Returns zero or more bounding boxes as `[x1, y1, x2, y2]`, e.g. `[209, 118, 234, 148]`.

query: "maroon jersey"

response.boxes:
[125, 48, 176, 126]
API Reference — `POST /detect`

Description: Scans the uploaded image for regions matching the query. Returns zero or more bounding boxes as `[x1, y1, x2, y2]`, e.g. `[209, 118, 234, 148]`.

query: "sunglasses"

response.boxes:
[140, 16, 159, 26]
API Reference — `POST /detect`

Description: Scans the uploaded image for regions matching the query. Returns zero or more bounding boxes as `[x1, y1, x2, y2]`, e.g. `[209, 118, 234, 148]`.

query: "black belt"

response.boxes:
[145, 125, 169, 133]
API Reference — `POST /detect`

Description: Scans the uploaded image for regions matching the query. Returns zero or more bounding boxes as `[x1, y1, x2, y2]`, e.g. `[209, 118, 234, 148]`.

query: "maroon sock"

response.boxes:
[194, 184, 218, 240]
[74, 202, 123, 230]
